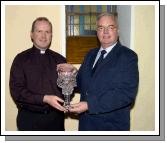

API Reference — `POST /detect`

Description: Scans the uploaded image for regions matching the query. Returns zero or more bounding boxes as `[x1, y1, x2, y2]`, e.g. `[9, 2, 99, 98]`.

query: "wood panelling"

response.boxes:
[66, 36, 100, 64]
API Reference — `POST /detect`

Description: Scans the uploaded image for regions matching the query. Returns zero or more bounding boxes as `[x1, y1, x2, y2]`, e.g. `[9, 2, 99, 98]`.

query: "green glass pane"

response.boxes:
[84, 15, 90, 24]
[74, 16, 79, 24]
[91, 15, 96, 24]
[91, 5, 97, 12]
[102, 5, 107, 12]
[84, 6, 90, 13]
[74, 5, 80, 13]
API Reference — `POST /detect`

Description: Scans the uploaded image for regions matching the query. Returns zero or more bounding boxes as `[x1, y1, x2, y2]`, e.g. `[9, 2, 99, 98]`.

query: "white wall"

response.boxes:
[117, 5, 132, 49]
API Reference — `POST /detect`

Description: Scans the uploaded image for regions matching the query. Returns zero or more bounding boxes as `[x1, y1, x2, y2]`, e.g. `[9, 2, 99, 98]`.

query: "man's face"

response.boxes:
[97, 16, 119, 48]
[31, 20, 52, 49]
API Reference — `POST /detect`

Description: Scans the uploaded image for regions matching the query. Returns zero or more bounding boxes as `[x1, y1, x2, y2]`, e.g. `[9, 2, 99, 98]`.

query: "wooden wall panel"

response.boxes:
[66, 36, 100, 64]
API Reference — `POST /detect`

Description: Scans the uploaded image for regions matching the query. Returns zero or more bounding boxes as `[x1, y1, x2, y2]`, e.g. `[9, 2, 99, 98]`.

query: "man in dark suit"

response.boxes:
[58, 12, 139, 131]
[9, 17, 67, 131]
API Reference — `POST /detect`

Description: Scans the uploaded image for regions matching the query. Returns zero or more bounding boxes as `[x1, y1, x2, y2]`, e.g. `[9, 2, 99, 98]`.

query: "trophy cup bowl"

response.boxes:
[57, 70, 77, 109]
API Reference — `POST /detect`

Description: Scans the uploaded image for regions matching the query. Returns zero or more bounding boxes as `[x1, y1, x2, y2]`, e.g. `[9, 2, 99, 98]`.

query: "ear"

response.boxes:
[117, 29, 120, 35]
[30, 32, 33, 39]
[30, 32, 34, 42]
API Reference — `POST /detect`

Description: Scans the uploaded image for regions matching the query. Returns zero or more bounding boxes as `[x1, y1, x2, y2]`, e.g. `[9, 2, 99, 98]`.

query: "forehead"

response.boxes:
[34, 20, 51, 29]
[97, 16, 116, 25]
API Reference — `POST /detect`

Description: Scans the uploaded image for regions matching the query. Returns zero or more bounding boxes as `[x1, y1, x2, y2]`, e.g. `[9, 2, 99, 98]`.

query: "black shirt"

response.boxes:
[9, 46, 66, 112]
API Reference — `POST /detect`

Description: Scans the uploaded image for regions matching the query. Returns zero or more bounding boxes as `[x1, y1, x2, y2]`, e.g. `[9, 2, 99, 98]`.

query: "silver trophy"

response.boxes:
[57, 70, 77, 109]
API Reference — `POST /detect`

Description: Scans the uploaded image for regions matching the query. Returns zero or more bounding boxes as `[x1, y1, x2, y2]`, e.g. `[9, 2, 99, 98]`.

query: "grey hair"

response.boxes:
[96, 12, 118, 27]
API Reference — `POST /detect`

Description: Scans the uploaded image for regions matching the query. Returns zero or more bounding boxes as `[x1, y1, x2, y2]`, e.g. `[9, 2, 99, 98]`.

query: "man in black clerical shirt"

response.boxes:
[9, 17, 67, 131]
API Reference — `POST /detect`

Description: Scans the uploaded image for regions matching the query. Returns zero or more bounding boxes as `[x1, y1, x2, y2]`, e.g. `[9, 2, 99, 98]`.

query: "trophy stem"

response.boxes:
[64, 94, 71, 109]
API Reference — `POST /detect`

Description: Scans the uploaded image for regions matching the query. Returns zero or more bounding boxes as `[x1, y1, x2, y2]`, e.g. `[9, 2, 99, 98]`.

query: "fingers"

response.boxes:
[55, 96, 64, 103]
[55, 103, 67, 112]
[44, 95, 67, 112]
[57, 63, 77, 72]
[68, 103, 80, 113]
[70, 103, 80, 108]
[52, 97, 67, 112]
[68, 102, 88, 114]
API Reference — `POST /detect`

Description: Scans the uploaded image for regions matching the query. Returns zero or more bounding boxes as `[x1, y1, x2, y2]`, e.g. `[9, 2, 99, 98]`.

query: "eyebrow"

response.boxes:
[97, 24, 115, 27]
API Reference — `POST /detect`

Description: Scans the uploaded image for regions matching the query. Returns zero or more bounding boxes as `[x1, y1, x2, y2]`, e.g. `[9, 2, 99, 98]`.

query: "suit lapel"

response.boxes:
[92, 43, 121, 76]
[89, 48, 99, 71]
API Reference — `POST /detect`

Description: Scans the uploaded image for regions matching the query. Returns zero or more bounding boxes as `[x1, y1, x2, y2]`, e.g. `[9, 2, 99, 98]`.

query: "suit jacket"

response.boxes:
[77, 42, 139, 131]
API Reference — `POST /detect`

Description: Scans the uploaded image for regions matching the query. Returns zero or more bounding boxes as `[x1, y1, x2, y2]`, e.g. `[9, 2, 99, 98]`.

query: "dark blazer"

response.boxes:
[77, 42, 139, 131]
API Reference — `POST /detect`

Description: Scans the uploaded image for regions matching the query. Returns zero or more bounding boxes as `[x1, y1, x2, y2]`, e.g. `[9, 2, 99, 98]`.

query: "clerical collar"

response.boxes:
[40, 50, 45, 54]
[35, 47, 47, 54]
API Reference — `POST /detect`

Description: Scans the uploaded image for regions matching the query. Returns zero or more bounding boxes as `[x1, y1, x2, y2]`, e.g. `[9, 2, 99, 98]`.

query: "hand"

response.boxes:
[57, 63, 78, 74]
[43, 95, 67, 112]
[68, 101, 88, 114]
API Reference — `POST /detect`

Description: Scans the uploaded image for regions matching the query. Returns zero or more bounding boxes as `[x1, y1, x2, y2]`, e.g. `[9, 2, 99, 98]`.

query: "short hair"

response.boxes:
[31, 17, 52, 32]
[96, 12, 118, 27]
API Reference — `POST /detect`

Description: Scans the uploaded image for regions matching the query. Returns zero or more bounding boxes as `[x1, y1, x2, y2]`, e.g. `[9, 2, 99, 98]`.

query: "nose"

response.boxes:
[41, 32, 47, 38]
[103, 27, 109, 34]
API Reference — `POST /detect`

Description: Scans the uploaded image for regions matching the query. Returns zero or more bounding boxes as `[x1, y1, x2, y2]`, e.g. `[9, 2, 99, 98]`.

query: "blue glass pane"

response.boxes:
[97, 5, 102, 13]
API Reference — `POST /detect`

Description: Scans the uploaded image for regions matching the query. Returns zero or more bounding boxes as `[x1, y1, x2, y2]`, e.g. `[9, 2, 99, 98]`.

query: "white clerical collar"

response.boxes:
[40, 50, 46, 54]
[36, 47, 47, 54]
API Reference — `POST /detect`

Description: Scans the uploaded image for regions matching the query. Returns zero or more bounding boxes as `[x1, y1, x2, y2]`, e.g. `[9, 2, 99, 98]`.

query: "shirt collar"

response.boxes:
[33, 46, 47, 54]
[100, 42, 117, 55]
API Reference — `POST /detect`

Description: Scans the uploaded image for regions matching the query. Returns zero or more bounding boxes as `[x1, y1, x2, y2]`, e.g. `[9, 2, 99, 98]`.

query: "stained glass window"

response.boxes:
[66, 5, 117, 36]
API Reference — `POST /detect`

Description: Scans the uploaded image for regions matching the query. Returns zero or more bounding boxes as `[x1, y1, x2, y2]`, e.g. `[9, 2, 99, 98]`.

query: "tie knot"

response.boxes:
[100, 50, 106, 57]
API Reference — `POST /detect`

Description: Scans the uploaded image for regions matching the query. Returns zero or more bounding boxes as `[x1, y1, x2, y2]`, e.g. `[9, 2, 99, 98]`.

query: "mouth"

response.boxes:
[103, 36, 110, 39]
[40, 39, 47, 42]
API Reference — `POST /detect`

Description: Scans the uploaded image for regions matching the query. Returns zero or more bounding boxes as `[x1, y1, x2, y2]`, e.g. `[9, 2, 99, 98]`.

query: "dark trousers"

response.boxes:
[17, 109, 65, 131]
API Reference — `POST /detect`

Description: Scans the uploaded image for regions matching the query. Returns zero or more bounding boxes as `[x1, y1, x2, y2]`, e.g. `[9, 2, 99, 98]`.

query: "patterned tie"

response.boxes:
[92, 50, 106, 74]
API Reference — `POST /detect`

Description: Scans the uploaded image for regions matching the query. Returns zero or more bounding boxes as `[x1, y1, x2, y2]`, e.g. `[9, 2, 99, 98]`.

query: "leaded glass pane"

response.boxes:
[84, 16, 90, 24]
[66, 5, 117, 36]
[84, 25, 90, 30]
[74, 25, 79, 36]
[84, 6, 90, 12]
[91, 6, 97, 12]
[91, 16, 96, 24]
[74, 16, 79, 24]
[74, 5, 80, 13]
[91, 25, 96, 30]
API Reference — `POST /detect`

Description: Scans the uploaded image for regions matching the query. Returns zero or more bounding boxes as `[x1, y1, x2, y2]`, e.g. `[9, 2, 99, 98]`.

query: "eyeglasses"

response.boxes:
[97, 25, 117, 32]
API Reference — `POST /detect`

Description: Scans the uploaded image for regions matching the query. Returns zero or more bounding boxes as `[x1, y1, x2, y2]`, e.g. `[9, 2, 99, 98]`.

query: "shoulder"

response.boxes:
[14, 48, 33, 61]
[86, 48, 99, 57]
[47, 49, 66, 63]
[116, 43, 138, 60]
